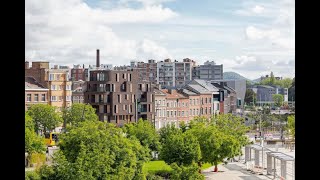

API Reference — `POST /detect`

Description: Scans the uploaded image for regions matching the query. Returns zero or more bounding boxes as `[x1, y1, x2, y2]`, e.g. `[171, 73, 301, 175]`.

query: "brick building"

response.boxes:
[25, 61, 72, 110]
[25, 77, 49, 110]
[84, 49, 155, 126]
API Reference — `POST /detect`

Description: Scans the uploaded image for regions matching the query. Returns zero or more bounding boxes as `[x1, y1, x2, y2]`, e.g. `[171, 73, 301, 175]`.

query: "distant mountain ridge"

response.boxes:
[223, 72, 259, 84]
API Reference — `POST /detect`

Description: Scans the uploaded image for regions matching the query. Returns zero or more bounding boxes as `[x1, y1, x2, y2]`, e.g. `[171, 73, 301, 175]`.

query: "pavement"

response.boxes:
[202, 162, 273, 180]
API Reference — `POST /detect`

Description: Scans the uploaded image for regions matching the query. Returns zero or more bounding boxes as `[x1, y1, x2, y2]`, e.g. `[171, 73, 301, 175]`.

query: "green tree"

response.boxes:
[287, 115, 295, 138]
[159, 124, 182, 144]
[244, 89, 256, 105]
[188, 114, 249, 172]
[25, 114, 46, 154]
[27, 104, 62, 133]
[62, 103, 98, 127]
[123, 119, 161, 152]
[47, 120, 149, 180]
[160, 130, 201, 166]
[272, 94, 284, 107]
[280, 78, 293, 88]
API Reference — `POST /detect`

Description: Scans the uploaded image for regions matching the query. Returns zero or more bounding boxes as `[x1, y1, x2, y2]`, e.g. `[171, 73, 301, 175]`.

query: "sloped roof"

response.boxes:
[193, 79, 219, 92]
[25, 77, 47, 90]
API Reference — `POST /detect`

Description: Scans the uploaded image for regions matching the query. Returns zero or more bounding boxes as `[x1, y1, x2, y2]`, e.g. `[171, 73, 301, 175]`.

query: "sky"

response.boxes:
[25, 0, 295, 80]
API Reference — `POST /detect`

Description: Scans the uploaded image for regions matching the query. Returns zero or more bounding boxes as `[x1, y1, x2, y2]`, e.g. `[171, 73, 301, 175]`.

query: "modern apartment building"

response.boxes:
[84, 50, 155, 126]
[192, 60, 223, 80]
[25, 61, 72, 110]
[157, 58, 195, 89]
[136, 59, 157, 83]
[25, 77, 49, 111]
[249, 85, 288, 105]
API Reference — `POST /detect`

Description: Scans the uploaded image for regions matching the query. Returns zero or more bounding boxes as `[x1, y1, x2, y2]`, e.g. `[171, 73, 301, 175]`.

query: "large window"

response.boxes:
[34, 94, 39, 102]
[66, 85, 71, 90]
[27, 94, 31, 102]
[41, 94, 46, 101]
[66, 96, 71, 102]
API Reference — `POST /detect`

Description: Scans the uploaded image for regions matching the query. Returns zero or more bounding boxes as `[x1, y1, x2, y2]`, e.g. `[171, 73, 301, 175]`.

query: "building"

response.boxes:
[25, 77, 49, 110]
[136, 59, 157, 83]
[25, 61, 72, 110]
[260, 75, 283, 82]
[157, 58, 195, 89]
[211, 79, 246, 108]
[71, 64, 85, 81]
[184, 79, 220, 115]
[211, 82, 237, 114]
[250, 85, 288, 105]
[154, 86, 167, 129]
[72, 80, 86, 104]
[84, 49, 155, 126]
[192, 60, 223, 80]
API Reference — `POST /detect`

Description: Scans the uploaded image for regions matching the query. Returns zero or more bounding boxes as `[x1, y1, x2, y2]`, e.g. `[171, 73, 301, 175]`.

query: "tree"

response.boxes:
[244, 89, 256, 105]
[45, 120, 149, 180]
[159, 124, 182, 145]
[272, 94, 284, 107]
[160, 130, 201, 166]
[188, 114, 249, 172]
[287, 115, 295, 138]
[280, 78, 293, 88]
[62, 103, 98, 127]
[123, 119, 161, 152]
[27, 104, 62, 134]
[270, 72, 275, 85]
[25, 114, 46, 154]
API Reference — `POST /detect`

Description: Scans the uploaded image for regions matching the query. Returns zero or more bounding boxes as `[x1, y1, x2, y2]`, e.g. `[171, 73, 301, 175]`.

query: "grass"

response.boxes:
[143, 160, 172, 173]
[143, 160, 213, 173]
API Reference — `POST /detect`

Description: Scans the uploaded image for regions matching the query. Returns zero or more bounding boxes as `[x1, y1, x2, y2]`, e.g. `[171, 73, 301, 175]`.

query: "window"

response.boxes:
[129, 74, 132, 81]
[66, 96, 71, 101]
[41, 94, 46, 101]
[171, 111, 173, 117]
[51, 96, 57, 101]
[167, 111, 169, 117]
[49, 74, 54, 81]
[205, 98, 207, 104]
[27, 94, 31, 102]
[51, 85, 56, 90]
[174, 111, 176, 117]
[125, 94, 128, 100]
[59, 85, 63, 90]
[190, 99, 192, 105]
[118, 94, 121, 103]
[59, 96, 63, 101]
[209, 98, 211, 103]
[34, 94, 39, 102]
[66, 85, 71, 90]
[182, 111, 184, 116]
[56, 74, 60, 80]
[114, 105, 117, 113]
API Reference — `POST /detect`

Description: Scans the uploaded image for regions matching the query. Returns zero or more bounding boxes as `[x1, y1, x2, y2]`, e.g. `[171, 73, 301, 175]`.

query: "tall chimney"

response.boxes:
[96, 49, 100, 68]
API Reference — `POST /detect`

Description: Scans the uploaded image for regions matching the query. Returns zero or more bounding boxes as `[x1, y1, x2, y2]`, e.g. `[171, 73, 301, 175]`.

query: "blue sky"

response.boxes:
[25, 0, 294, 79]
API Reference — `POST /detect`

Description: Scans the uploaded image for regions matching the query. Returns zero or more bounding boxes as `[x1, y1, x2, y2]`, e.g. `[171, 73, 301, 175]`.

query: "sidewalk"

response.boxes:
[202, 162, 273, 180]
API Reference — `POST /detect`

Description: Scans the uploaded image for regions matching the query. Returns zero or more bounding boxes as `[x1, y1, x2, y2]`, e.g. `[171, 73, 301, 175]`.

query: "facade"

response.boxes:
[192, 61, 223, 80]
[251, 85, 289, 105]
[136, 59, 157, 83]
[157, 58, 195, 89]
[72, 80, 86, 104]
[71, 64, 85, 81]
[25, 77, 49, 111]
[211, 79, 246, 108]
[84, 50, 155, 126]
[154, 87, 167, 129]
[211, 82, 237, 114]
[25, 61, 72, 110]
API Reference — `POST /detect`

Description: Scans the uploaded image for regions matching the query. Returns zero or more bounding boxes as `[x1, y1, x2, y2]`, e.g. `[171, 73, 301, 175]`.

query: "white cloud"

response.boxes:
[26, 0, 176, 66]
[245, 26, 280, 40]
[252, 5, 264, 13]
[120, 0, 175, 7]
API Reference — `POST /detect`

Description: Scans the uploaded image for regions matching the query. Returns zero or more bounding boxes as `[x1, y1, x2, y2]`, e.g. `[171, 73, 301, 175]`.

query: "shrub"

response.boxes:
[25, 171, 40, 180]
[37, 164, 56, 180]
[28, 153, 46, 168]
[170, 163, 204, 180]
[146, 173, 164, 180]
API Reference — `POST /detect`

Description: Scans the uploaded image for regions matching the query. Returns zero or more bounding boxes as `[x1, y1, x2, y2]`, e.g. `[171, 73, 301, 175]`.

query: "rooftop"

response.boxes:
[25, 77, 48, 90]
